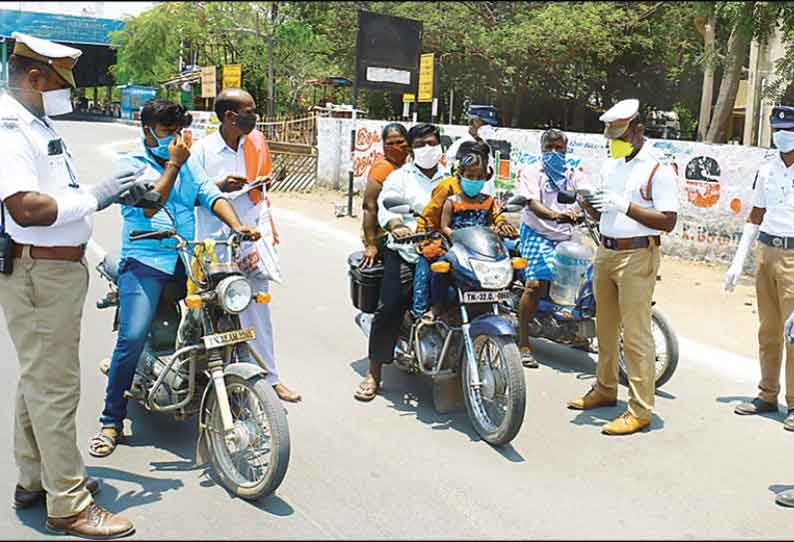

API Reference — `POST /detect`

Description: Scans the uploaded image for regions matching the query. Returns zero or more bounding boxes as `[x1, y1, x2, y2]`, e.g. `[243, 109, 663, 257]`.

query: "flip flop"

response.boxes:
[520, 348, 539, 369]
[88, 429, 121, 458]
[354, 375, 381, 402]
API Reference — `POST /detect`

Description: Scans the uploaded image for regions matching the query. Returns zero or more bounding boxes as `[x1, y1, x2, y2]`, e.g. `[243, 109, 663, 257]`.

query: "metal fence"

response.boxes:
[257, 115, 318, 193]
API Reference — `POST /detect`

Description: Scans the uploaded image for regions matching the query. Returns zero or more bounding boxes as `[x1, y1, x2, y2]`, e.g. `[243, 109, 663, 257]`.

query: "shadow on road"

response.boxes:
[568, 405, 666, 433]
[123, 402, 197, 463]
[715, 395, 786, 424]
[14, 504, 47, 535]
[350, 357, 525, 463]
[85, 465, 184, 513]
[533, 339, 677, 400]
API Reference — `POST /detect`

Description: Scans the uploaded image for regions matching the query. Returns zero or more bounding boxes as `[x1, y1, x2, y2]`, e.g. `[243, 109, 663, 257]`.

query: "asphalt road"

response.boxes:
[0, 121, 792, 540]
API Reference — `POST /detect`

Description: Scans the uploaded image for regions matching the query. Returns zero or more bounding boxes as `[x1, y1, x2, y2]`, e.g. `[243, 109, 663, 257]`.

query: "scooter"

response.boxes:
[499, 192, 679, 388]
[96, 190, 290, 500]
[350, 196, 528, 446]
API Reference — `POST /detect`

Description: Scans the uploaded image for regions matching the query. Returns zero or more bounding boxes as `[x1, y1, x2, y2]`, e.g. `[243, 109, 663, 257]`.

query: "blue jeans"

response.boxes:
[411, 256, 431, 319]
[99, 258, 186, 428]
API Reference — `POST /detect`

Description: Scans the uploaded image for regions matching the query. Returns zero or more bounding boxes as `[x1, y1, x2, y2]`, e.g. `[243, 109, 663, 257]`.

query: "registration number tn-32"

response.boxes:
[202, 327, 256, 349]
[463, 290, 511, 304]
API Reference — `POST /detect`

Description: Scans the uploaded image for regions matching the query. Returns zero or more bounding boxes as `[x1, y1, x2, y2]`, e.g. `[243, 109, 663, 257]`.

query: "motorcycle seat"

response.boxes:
[102, 252, 121, 284]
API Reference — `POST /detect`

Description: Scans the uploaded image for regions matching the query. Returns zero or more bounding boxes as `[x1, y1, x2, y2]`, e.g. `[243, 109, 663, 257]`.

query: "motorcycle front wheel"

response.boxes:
[618, 308, 679, 389]
[204, 374, 290, 500]
[462, 334, 526, 447]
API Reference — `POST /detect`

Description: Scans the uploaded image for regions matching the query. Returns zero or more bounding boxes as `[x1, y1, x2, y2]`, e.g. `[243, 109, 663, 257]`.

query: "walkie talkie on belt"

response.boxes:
[0, 203, 13, 275]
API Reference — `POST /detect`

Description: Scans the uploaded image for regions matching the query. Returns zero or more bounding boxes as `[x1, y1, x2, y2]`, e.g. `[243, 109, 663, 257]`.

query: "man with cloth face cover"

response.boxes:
[516, 128, 591, 369]
[567, 98, 679, 436]
[729, 106, 794, 435]
[0, 32, 145, 538]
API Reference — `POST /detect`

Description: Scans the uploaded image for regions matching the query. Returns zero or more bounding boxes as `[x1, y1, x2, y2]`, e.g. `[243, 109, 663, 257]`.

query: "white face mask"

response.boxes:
[478, 125, 494, 139]
[412, 143, 442, 169]
[42, 88, 73, 117]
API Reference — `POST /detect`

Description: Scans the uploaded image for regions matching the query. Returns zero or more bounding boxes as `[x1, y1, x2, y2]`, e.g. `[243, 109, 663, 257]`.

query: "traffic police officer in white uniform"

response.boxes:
[567, 99, 679, 435]
[729, 106, 794, 436]
[0, 32, 141, 538]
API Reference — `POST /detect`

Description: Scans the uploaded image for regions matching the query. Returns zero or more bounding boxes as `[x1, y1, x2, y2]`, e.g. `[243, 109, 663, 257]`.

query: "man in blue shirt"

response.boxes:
[88, 99, 258, 457]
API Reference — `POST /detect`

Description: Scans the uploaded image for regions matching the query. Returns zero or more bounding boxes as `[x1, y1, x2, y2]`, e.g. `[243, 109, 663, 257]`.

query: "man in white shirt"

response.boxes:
[354, 123, 450, 401]
[730, 106, 794, 434]
[191, 88, 301, 403]
[567, 99, 679, 436]
[0, 33, 138, 538]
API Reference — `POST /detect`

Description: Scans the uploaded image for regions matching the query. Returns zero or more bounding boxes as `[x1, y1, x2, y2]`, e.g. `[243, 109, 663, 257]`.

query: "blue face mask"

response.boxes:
[460, 177, 486, 198]
[773, 130, 794, 154]
[542, 150, 567, 187]
[144, 127, 175, 160]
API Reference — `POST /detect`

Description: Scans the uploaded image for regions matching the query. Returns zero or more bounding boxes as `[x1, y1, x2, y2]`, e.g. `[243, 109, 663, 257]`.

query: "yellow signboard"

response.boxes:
[222, 64, 242, 89]
[403, 93, 415, 103]
[418, 53, 434, 103]
[200, 66, 216, 98]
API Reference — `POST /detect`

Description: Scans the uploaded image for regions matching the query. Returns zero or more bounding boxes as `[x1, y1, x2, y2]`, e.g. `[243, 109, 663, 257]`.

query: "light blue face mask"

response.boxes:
[460, 177, 486, 197]
[773, 130, 794, 154]
[143, 127, 175, 160]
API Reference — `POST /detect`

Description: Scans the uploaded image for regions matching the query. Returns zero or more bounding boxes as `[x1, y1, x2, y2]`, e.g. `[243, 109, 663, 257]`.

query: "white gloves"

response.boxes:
[785, 311, 794, 344]
[589, 189, 630, 214]
[724, 223, 759, 293]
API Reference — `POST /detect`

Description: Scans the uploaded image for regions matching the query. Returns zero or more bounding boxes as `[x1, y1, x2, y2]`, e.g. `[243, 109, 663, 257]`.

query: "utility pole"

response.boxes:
[266, 1, 277, 118]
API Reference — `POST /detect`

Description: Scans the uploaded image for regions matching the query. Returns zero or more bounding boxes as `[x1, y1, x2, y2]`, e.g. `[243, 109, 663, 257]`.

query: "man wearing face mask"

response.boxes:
[730, 106, 794, 433]
[567, 99, 679, 436]
[0, 33, 146, 538]
[89, 98, 261, 458]
[444, 112, 496, 195]
[354, 123, 450, 401]
[516, 129, 591, 369]
[191, 87, 300, 403]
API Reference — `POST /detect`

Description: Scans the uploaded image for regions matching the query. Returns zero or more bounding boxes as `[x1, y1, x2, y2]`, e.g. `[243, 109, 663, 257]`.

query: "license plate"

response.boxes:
[463, 290, 511, 304]
[202, 327, 256, 349]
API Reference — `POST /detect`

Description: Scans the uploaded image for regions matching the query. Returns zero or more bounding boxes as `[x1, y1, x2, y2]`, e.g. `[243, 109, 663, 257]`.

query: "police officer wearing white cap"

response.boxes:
[0, 33, 138, 538]
[567, 98, 679, 436]
[727, 106, 794, 439]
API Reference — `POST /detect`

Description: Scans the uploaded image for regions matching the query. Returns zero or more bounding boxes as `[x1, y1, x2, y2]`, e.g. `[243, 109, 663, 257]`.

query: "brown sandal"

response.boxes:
[88, 427, 121, 458]
[354, 374, 381, 402]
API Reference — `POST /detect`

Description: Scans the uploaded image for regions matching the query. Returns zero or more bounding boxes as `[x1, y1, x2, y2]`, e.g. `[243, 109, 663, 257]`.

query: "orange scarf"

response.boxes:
[242, 129, 279, 244]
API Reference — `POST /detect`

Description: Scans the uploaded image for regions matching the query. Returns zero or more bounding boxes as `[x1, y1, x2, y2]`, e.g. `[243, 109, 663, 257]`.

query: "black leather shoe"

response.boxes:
[776, 488, 794, 507]
[734, 398, 778, 415]
[13, 477, 101, 509]
[784, 409, 794, 432]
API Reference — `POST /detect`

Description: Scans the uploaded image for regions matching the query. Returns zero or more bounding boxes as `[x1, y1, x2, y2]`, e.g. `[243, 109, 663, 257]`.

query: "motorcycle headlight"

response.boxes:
[216, 276, 253, 314]
[470, 258, 513, 289]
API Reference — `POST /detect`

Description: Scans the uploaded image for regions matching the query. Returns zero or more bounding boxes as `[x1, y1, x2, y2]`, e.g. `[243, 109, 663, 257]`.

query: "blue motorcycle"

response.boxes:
[350, 196, 527, 446]
[499, 192, 679, 389]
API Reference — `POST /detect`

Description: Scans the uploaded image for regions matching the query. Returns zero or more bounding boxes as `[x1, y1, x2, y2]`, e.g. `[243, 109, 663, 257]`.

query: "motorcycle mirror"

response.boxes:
[383, 196, 412, 215]
[557, 190, 577, 205]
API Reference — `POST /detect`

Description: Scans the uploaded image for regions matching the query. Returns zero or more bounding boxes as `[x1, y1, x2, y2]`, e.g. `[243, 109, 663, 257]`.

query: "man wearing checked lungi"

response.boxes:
[516, 129, 592, 368]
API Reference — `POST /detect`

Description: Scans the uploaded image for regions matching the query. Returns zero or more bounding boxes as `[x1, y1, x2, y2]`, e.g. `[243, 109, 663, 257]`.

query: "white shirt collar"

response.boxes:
[406, 161, 449, 184]
[209, 127, 245, 154]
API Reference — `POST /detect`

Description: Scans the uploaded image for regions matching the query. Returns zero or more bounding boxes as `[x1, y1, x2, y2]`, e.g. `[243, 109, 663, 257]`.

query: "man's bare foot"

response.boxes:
[273, 383, 302, 403]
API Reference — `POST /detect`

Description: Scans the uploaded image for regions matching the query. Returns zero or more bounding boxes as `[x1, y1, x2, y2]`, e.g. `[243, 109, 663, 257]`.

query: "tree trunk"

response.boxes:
[705, 3, 754, 143]
[697, 13, 716, 141]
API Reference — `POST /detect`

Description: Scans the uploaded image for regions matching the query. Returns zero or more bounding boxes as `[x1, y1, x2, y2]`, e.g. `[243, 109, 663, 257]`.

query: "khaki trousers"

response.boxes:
[755, 244, 794, 409]
[0, 247, 92, 518]
[593, 244, 660, 420]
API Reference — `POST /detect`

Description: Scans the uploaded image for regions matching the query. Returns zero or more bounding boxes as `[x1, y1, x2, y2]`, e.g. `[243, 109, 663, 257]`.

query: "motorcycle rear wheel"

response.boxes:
[204, 374, 290, 500]
[618, 308, 679, 389]
[462, 334, 526, 447]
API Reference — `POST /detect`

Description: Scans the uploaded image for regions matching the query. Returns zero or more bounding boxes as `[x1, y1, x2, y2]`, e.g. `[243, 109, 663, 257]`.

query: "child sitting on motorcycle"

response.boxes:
[411, 149, 517, 320]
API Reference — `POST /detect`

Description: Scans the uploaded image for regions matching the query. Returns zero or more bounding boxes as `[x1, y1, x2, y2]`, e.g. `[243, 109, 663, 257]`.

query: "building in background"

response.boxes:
[742, 27, 787, 148]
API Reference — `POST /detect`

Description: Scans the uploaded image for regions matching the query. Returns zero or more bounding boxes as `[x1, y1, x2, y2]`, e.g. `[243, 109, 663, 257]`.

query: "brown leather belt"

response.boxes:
[12, 243, 86, 261]
[601, 235, 661, 251]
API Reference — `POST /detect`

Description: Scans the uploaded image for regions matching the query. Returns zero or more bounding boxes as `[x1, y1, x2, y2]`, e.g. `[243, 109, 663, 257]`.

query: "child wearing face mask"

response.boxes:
[410, 151, 504, 321]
